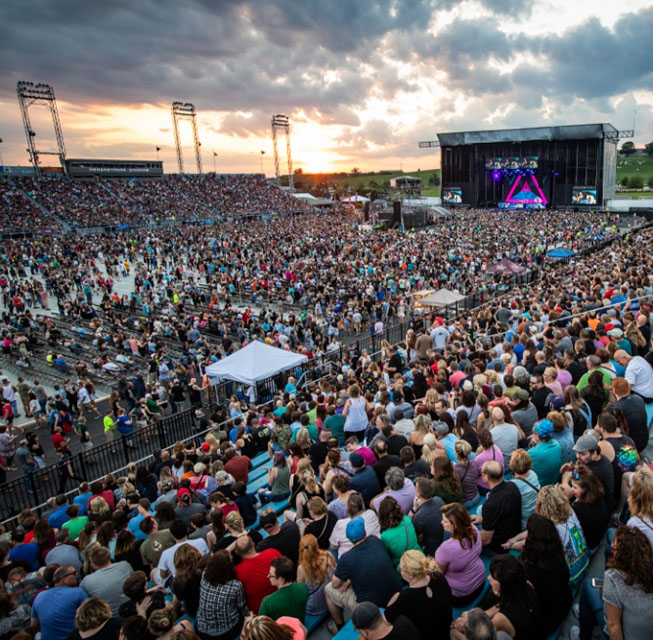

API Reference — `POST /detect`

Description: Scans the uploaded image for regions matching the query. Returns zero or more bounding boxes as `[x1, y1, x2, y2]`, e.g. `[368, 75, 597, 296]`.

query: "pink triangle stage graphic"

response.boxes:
[504, 174, 547, 205]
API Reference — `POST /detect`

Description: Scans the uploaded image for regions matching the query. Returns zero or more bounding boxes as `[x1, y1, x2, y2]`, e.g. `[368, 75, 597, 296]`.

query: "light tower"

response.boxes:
[271, 114, 293, 191]
[16, 81, 67, 178]
[171, 102, 202, 174]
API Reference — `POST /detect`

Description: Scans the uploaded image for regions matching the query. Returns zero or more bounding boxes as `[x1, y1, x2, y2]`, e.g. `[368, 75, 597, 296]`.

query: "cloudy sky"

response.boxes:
[1, 0, 652, 175]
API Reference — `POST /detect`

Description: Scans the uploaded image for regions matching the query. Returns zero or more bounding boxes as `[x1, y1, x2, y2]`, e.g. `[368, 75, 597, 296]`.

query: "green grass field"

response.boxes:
[298, 157, 652, 197]
[616, 156, 653, 181]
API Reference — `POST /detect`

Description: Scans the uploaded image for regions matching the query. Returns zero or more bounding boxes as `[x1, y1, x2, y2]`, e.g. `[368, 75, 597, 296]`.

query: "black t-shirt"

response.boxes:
[256, 521, 301, 564]
[402, 459, 430, 482]
[66, 618, 123, 640]
[387, 353, 403, 374]
[379, 615, 421, 640]
[305, 512, 338, 550]
[385, 574, 451, 640]
[586, 455, 616, 512]
[531, 386, 553, 419]
[522, 561, 571, 635]
[572, 499, 609, 550]
[617, 394, 649, 451]
[481, 585, 542, 640]
[349, 467, 381, 507]
[308, 441, 328, 474]
[386, 434, 409, 457]
[482, 481, 522, 552]
[412, 497, 445, 556]
[173, 573, 201, 617]
[374, 455, 402, 488]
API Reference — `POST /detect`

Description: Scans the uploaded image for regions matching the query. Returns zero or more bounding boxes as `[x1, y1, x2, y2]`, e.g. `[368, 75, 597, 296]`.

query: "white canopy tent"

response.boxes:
[204, 341, 308, 387]
[418, 288, 466, 307]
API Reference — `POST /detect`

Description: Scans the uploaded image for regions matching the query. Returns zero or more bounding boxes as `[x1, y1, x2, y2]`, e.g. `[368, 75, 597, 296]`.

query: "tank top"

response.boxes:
[271, 465, 290, 495]
[344, 397, 368, 432]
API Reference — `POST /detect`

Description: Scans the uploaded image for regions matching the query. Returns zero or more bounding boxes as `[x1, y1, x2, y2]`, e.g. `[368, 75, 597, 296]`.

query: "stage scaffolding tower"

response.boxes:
[16, 81, 67, 179]
[171, 102, 202, 174]
[271, 114, 293, 191]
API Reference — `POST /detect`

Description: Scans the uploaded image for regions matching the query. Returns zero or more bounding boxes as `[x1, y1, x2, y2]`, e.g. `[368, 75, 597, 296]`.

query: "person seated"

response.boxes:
[470, 461, 522, 554]
[325, 517, 401, 634]
[351, 600, 420, 638]
[451, 555, 541, 640]
[66, 597, 123, 640]
[519, 514, 572, 636]
[435, 502, 486, 607]
[385, 549, 452, 640]
[570, 466, 610, 550]
[378, 496, 421, 576]
[259, 556, 308, 622]
[508, 449, 541, 530]
[528, 419, 562, 487]
[572, 526, 653, 640]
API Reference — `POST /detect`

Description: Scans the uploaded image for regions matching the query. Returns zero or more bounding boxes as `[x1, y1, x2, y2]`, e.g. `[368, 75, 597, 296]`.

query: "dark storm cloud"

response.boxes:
[539, 9, 653, 99]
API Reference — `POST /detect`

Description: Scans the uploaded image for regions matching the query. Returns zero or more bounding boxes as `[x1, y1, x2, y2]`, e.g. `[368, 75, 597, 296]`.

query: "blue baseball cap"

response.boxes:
[346, 516, 366, 543]
[534, 419, 554, 439]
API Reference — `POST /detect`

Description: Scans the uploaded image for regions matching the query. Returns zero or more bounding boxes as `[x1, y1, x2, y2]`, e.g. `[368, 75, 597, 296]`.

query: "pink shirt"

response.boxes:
[474, 445, 504, 489]
[435, 531, 486, 597]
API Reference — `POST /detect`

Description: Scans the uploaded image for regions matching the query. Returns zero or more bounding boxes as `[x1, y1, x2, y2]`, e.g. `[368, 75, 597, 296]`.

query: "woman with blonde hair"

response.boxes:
[423, 388, 439, 418]
[297, 533, 336, 616]
[409, 414, 431, 457]
[240, 616, 299, 640]
[87, 496, 111, 525]
[386, 549, 452, 640]
[294, 428, 312, 452]
[421, 433, 446, 469]
[72, 597, 121, 638]
[504, 485, 589, 584]
[287, 468, 325, 524]
[82, 541, 102, 576]
[475, 393, 492, 432]
[157, 466, 178, 493]
[627, 466, 653, 547]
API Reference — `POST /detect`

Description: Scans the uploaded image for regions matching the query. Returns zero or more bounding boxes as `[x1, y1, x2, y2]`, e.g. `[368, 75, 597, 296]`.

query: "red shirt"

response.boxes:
[235, 548, 281, 613]
[51, 433, 64, 450]
[87, 489, 115, 511]
[224, 455, 251, 484]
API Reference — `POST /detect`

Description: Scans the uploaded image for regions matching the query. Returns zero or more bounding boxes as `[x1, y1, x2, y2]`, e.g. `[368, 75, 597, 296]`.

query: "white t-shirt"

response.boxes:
[329, 510, 380, 558]
[157, 539, 208, 576]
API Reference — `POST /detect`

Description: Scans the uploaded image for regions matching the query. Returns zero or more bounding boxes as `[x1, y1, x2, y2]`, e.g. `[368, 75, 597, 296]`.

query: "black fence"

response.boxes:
[0, 408, 198, 526]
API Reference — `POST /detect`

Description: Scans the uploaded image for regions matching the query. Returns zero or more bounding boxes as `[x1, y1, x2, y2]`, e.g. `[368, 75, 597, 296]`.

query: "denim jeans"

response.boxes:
[463, 493, 481, 511]
[578, 578, 607, 640]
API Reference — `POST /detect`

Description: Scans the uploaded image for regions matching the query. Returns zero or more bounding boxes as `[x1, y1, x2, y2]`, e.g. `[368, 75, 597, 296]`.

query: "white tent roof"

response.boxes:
[419, 288, 466, 307]
[204, 341, 308, 387]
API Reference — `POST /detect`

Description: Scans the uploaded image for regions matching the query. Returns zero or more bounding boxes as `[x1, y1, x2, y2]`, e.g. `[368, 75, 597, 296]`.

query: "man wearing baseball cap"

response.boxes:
[528, 419, 562, 487]
[351, 601, 419, 639]
[559, 433, 616, 510]
[325, 517, 401, 633]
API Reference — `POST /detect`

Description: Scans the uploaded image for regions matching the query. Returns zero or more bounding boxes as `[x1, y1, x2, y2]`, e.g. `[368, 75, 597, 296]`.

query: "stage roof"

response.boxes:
[437, 123, 618, 146]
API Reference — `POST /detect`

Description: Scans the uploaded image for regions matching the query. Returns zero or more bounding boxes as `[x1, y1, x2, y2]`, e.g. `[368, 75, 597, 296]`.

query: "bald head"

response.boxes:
[234, 535, 254, 558]
[614, 350, 631, 367]
[491, 407, 505, 424]
[482, 460, 504, 484]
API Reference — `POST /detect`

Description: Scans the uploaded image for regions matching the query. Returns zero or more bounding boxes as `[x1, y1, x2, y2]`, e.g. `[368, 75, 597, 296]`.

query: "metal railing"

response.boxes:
[0, 407, 197, 526]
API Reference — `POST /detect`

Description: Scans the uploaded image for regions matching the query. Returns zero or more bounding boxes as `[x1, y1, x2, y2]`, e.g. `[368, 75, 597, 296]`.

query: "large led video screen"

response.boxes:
[572, 187, 597, 205]
[442, 188, 462, 204]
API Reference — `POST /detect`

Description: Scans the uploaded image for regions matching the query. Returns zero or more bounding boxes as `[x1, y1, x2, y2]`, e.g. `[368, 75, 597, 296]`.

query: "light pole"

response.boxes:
[260, 150, 265, 175]
[213, 151, 217, 172]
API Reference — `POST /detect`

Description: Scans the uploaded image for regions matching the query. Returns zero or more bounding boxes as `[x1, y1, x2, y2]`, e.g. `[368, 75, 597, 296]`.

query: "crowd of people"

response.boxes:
[0, 177, 653, 639]
[1, 291, 653, 639]
[2, 175, 309, 229]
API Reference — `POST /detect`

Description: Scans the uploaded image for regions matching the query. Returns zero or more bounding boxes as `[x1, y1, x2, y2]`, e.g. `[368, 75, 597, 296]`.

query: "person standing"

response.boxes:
[15, 438, 37, 493]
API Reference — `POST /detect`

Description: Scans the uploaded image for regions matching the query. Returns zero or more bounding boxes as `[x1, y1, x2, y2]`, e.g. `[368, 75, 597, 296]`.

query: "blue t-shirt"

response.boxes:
[32, 586, 88, 640]
[128, 512, 148, 541]
[74, 492, 92, 516]
[9, 543, 40, 571]
[48, 505, 70, 530]
[529, 440, 562, 487]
